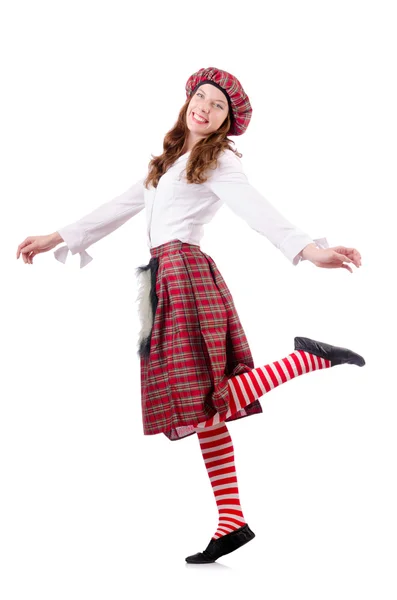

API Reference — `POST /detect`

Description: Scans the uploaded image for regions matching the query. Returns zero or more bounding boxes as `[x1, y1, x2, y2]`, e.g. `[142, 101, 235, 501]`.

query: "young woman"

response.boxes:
[16, 66, 365, 564]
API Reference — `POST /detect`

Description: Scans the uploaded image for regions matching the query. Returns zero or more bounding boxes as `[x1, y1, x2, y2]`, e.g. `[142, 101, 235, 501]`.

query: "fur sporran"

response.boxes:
[135, 257, 159, 359]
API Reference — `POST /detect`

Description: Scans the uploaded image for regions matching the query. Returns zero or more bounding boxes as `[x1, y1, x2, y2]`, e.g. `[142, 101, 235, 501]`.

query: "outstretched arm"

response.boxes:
[205, 151, 361, 272]
[204, 150, 327, 265]
[54, 177, 146, 268]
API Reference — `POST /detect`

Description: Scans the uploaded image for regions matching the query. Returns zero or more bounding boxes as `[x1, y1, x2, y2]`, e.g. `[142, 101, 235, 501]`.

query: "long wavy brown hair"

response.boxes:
[143, 97, 242, 189]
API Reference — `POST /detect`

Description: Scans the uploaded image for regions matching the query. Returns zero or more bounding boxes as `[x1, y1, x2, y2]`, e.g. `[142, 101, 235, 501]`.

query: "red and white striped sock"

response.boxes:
[197, 423, 246, 540]
[227, 349, 331, 417]
[198, 349, 331, 428]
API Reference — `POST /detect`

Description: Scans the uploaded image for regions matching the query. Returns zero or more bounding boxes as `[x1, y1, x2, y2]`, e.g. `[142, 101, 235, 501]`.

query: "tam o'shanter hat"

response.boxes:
[185, 66, 252, 136]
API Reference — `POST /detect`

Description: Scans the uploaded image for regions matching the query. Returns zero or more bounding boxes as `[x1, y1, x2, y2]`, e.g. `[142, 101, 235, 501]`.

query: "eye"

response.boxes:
[196, 92, 223, 109]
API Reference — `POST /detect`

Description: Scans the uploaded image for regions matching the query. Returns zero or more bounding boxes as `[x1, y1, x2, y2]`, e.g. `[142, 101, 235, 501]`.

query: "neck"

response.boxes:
[184, 132, 204, 153]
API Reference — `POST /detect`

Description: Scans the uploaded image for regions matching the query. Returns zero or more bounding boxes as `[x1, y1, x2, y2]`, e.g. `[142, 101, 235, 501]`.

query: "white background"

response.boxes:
[2, 0, 396, 598]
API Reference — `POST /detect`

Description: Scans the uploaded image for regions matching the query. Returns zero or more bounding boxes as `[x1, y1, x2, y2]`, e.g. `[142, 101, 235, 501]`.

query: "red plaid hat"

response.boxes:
[185, 66, 252, 136]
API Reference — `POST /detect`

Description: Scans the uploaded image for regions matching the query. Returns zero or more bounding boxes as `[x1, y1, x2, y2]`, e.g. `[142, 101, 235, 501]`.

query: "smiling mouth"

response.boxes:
[192, 112, 209, 124]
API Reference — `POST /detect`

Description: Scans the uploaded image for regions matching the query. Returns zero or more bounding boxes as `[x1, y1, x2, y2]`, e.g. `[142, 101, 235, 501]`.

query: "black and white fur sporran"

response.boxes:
[135, 257, 159, 359]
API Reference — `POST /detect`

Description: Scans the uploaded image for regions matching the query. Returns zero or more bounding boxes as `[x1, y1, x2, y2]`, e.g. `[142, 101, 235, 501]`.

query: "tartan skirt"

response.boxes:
[135, 239, 263, 441]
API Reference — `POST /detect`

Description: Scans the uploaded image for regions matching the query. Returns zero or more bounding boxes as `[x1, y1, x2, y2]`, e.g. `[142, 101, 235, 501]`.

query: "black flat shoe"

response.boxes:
[294, 336, 365, 367]
[185, 524, 255, 564]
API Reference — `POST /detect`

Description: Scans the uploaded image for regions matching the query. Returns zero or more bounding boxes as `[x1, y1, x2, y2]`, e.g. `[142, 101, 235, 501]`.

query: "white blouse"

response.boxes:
[54, 148, 328, 268]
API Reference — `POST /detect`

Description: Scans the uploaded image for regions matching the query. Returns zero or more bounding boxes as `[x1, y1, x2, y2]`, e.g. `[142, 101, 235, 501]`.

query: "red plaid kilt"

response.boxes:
[136, 239, 262, 441]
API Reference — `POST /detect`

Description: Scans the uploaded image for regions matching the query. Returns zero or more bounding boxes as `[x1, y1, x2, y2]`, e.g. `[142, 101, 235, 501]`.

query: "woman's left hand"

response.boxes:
[302, 245, 362, 273]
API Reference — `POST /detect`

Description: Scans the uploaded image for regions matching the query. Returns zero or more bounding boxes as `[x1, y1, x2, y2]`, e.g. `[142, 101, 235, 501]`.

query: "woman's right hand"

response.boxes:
[16, 232, 64, 264]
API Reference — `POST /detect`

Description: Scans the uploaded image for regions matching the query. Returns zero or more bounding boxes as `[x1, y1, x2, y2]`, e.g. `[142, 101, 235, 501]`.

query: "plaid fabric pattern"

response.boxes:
[185, 66, 252, 136]
[139, 239, 262, 441]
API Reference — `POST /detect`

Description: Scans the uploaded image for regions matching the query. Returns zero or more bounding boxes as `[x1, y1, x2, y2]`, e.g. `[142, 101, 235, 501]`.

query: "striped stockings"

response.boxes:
[197, 423, 246, 540]
[195, 349, 331, 539]
[197, 349, 331, 429]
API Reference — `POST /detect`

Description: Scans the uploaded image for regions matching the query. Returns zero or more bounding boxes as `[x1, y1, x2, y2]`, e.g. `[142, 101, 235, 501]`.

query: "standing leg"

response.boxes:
[185, 422, 255, 564]
[197, 422, 246, 539]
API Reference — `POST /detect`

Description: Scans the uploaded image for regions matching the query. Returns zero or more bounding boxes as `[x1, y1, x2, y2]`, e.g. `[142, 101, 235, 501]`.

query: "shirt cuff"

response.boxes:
[54, 245, 93, 268]
[293, 237, 330, 265]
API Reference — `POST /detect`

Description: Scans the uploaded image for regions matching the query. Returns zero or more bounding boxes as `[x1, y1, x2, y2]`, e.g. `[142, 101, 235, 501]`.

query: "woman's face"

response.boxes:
[186, 83, 229, 140]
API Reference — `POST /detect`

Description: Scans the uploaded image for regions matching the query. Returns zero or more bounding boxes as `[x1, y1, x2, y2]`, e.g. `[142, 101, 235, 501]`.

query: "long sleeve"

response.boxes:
[205, 151, 328, 265]
[53, 177, 146, 268]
